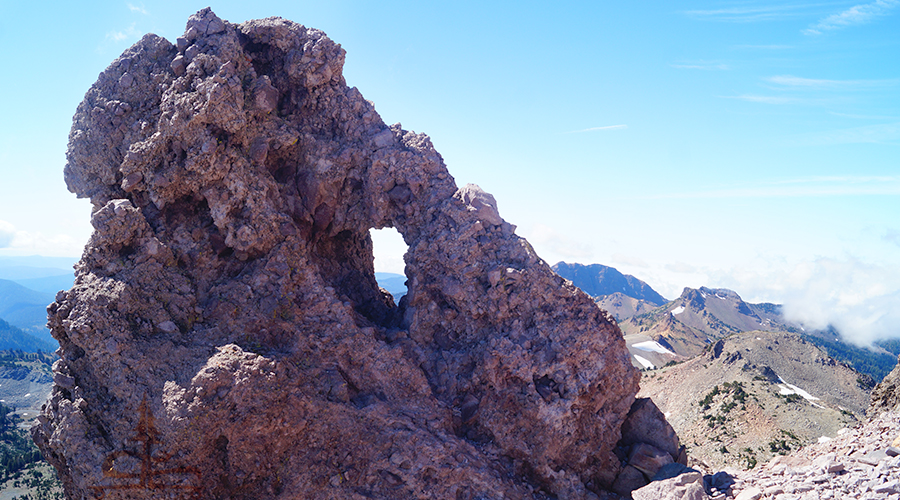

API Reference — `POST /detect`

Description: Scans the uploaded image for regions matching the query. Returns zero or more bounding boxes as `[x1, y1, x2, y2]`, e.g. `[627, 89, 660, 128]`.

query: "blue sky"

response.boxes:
[0, 1, 898, 344]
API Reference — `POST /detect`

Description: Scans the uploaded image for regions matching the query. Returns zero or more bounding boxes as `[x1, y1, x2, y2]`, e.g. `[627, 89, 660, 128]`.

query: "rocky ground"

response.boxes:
[633, 409, 900, 500]
[729, 409, 900, 500]
[638, 331, 867, 470]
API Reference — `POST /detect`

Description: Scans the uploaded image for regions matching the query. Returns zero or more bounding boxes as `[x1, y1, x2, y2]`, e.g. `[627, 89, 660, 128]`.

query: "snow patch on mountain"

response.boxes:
[777, 376, 821, 401]
[633, 340, 675, 355]
[634, 355, 655, 370]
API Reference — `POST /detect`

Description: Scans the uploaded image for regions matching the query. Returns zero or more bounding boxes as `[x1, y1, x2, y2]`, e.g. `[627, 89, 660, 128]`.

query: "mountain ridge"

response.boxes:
[639, 329, 868, 470]
[550, 261, 899, 383]
[552, 262, 667, 306]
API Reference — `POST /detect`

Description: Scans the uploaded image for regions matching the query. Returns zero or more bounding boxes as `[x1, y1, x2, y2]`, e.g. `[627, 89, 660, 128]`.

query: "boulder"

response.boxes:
[619, 397, 683, 461]
[632, 470, 706, 500]
[32, 8, 642, 500]
[869, 354, 900, 417]
[628, 442, 674, 478]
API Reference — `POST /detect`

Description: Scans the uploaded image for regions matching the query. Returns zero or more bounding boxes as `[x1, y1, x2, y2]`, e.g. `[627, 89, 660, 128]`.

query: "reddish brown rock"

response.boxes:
[33, 8, 642, 500]
[869, 354, 900, 417]
[628, 442, 674, 478]
[631, 471, 706, 500]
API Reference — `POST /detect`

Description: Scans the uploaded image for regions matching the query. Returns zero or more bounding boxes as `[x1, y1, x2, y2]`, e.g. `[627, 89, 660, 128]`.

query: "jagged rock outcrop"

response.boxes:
[33, 9, 643, 499]
[869, 354, 900, 417]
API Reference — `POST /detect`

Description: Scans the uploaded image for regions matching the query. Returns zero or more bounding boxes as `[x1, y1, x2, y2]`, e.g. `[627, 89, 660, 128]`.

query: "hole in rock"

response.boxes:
[312, 227, 407, 330]
[370, 227, 408, 304]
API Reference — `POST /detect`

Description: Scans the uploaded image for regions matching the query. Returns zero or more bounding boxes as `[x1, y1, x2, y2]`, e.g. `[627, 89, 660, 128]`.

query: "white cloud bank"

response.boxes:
[0, 221, 15, 248]
[0, 220, 86, 258]
[777, 258, 900, 346]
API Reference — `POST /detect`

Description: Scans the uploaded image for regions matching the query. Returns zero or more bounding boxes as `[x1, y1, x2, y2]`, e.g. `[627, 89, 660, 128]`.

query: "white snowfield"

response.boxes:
[632, 340, 675, 355]
[776, 376, 820, 401]
[633, 355, 655, 370]
[670, 306, 685, 315]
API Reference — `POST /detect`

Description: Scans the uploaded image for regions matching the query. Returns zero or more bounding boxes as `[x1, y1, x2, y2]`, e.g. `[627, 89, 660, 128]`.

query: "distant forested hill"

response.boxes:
[802, 330, 899, 385]
[0, 279, 55, 334]
[0, 318, 53, 353]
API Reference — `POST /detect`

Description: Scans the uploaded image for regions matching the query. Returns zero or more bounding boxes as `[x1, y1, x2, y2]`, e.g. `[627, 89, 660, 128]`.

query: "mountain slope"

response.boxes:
[0, 279, 55, 334]
[11, 273, 74, 295]
[595, 292, 659, 322]
[639, 330, 867, 470]
[621, 286, 797, 357]
[552, 262, 667, 306]
[0, 319, 54, 353]
[374, 272, 407, 303]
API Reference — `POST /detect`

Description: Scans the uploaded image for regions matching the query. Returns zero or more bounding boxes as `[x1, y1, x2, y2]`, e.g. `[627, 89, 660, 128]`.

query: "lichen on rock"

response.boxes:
[34, 9, 642, 499]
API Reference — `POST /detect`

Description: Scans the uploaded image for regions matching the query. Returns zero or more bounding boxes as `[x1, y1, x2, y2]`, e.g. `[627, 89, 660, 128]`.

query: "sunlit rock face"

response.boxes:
[869, 355, 900, 417]
[33, 9, 641, 499]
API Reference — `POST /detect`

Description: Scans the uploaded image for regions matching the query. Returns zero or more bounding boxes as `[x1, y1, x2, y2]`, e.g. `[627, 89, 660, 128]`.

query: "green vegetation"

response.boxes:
[0, 403, 62, 498]
[0, 319, 54, 353]
[0, 404, 43, 477]
[0, 350, 55, 370]
[738, 447, 757, 469]
[698, 381, 749, 427]
[767, 429, 801, 455]
[774, 392, 802, 404]
[802, 332, 896, 384]
[875, 338, 900, 357]
[4, 465, 63, 499]
[0, 350, 63, 498]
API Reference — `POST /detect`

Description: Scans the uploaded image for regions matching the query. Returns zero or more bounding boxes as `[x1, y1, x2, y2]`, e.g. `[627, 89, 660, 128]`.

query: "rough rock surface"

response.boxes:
[869, 354, 900, 417]
[728, 410, 900, 500]
[631, 470, 705, 500]
[630, 410, 900, 499]
[33, 9, 642, 500]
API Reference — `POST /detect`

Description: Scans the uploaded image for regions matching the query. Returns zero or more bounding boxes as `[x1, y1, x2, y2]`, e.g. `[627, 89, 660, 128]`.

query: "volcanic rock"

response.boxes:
[869, 354, 900, 417]
[33, 9, 642, 500]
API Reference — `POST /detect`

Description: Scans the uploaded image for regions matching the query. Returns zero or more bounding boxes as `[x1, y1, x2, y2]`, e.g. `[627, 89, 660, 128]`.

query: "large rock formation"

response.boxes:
[34, 9, 643, 500]
[869, 354, 900, 417]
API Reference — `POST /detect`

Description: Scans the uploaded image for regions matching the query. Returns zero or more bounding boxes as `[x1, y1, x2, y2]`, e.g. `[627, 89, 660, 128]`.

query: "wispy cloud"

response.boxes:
[732, 44, 795, 49]
[685, 3, 835, 22]
[105, 22, 141, 43]
[671, 61, 731, 71]
[644, 175, 900, 199]
[791, 121, 900, 145]
[128, 3, 149, 15]
[764, 74, 900, 89]
[612, 253, 650, 269]
[804, 0, 900, 34]
[525, 224, 594, 260]
[565, 125, 628, 134]
[720, 94, 797, 104]
[884, 228, 900, 248]
[829, 111, 900, 120]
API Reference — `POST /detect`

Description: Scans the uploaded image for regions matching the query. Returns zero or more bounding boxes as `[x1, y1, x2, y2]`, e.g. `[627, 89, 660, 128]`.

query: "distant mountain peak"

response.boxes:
[551, 262, 667, 306]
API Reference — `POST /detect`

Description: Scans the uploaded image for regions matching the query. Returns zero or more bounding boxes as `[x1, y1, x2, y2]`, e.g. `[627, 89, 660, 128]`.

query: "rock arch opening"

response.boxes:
[370, 227, 409, 306]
